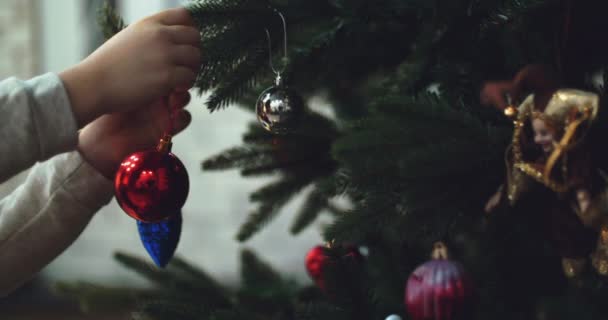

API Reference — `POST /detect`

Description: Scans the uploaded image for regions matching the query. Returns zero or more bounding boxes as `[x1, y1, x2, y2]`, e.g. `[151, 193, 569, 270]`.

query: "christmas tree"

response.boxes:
[57, 1, 608, 319]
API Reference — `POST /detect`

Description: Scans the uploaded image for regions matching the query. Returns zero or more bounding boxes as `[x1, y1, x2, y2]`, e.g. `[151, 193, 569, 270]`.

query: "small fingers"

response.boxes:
[169, 91, 191, 110]
[166, 25, 201, 45]
[157, 7, 196, 27]
[168, 66, 197, 90]
[171, 45, 202, 70]
[172, 110, 192, 135]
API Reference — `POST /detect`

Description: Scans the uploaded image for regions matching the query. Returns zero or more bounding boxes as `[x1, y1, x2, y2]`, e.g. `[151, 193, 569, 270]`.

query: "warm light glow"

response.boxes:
[557, 92, 569, 101]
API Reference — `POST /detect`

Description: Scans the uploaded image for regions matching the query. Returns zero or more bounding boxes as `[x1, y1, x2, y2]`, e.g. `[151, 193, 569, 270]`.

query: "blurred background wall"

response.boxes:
[0, 0, 328, 317]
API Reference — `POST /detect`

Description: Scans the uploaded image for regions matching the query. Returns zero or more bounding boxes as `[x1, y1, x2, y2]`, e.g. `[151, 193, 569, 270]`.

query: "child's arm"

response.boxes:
[0, 152, 113, 296]
[0, 92, 191, 296]
[0, 7, 199, 295]
[0, 8, 200, 182]
[0, 74, 80, 182]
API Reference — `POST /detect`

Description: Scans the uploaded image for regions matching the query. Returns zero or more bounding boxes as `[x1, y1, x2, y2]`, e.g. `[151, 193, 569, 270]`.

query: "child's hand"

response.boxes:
[60, 8, 201, 127]
[77, 91, 192, 180]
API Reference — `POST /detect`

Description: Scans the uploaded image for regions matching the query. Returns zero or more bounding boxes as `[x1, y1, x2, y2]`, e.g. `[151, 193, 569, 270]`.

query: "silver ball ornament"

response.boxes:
[385, 315, 402, 320]
[256, 80, 304, 134]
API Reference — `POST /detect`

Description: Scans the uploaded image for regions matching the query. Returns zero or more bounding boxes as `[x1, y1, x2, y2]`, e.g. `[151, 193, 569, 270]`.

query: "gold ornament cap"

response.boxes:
[156, 134, 173, 153]
[431, 242, 449, 260]
[325, 239, 336, 249]
[504, 105, 518, 120]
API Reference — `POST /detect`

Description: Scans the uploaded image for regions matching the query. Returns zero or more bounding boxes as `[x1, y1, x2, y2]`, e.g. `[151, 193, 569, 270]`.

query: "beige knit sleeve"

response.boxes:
[0, 74, 114, 296]
[0, 151, 114, 296]
[0, 73, 79, 182]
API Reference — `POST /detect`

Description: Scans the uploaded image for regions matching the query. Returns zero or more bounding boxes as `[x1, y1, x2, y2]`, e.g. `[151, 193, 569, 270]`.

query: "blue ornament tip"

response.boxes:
[137, 213, 182, 268]
[151, 255, 167, 268]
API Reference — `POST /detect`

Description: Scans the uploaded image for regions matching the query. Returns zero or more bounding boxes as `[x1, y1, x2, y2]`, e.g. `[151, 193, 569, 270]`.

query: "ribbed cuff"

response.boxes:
[26, 73, 79, 160]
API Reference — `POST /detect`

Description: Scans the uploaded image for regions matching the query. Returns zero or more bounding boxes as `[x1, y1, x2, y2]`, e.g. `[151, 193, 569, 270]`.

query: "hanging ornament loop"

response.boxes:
[256, 9, 305, 135]
[431, 242, 449, 260]
[264, 9, 288, 85]
[157, 94, 178, 153]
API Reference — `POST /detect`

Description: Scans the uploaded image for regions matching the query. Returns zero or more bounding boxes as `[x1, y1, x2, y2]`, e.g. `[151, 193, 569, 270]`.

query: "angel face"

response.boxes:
[532, 118, 556, 154]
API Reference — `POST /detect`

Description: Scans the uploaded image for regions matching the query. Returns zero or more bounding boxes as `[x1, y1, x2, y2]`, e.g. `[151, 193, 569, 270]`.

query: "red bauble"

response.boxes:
[305, 246, 327, 288]
[405, 242, 473, 320]
[114, 142, 189, 223]
[305, 244, 362, 290]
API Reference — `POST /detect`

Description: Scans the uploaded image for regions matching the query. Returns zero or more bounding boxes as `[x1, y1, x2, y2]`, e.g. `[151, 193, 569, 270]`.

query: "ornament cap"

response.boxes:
[275, 73, 283, 87]
[157, 134, 173, 153]
[504, 105, 518, 120]
[431, 242, 449, 260]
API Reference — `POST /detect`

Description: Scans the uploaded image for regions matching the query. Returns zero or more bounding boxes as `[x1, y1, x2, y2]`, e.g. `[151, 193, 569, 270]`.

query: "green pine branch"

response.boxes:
[53, 281, 153, 314]
[237, 175, 312, 241]
[202, 145, 275, 172]
[238, 248, 300, 316]
[186, 0, 271, 26]
[113, 252, 178, 289]
[195, 26, 268, 93]
[323, 196, 398, 244]
[203, 111, 338, 242]
[207, 310, 247, 320]
[325, 201, 348, 216]
[295, 302, 350, 320]
[318, 246, 374, 319]
[479, 0, 550, 32]
[240, 249, 283, 289]
[290, 179, 338, 235]
[169, 257, 233, 308]
[98, 1, 126, 40]
[290, 188, 329, 235]
[185, 0, 285, 111]
[114, 252, 231, 308]
[204, 48, 269, 111]
[137, 299, 207, 320]
[281, 19, 344, 86]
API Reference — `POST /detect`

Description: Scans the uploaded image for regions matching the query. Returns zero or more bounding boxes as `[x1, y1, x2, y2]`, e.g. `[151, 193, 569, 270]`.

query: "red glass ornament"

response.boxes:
[305, 246, 327, 288]
[405, 242, 473, 320]
[305, 244, 362, 290]
[114, 135, 189, 223]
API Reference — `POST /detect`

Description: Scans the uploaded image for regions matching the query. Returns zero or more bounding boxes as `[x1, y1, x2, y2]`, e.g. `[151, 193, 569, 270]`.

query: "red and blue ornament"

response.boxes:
[114, 94, 190, 267]
[114, 134, 189, 223]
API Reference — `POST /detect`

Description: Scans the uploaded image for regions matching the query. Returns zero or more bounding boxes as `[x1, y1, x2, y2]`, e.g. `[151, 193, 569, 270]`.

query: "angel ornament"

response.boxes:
[486, 85, 608, 278]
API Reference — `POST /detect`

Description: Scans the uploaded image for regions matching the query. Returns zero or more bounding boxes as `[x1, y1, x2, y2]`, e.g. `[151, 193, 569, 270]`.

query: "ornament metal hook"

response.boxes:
[264, 9, 288, 86]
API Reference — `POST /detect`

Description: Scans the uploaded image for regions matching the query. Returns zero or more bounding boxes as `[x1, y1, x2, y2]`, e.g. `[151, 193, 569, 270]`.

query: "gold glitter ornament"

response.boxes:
[506, 89, 598, 199]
